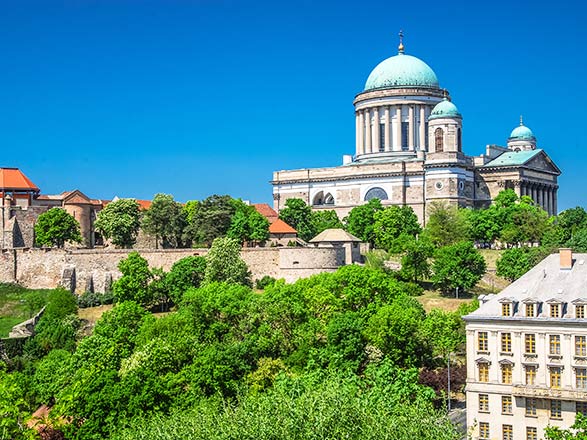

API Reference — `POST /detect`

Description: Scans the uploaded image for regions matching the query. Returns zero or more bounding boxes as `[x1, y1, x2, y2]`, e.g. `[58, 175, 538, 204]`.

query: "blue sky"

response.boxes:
[0, 0, 585, 210]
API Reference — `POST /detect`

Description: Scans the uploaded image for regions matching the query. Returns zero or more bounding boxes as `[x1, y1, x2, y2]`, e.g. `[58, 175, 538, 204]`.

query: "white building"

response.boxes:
[271, 33, 560, 223]
[464, 249, 587, 440]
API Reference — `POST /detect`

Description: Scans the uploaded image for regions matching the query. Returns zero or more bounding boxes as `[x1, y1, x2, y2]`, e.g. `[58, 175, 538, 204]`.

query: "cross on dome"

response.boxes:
[398, 30, 405, 54]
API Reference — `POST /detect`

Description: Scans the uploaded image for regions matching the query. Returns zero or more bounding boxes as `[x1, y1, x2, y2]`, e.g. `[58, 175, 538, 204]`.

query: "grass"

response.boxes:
[0, 283, 53, 337]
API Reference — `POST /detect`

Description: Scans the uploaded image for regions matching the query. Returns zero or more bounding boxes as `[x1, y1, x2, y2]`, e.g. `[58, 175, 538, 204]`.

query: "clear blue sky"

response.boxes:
[1, 0, 585, 211]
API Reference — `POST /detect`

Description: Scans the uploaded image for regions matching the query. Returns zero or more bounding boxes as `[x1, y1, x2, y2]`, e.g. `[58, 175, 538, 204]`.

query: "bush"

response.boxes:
[255, 276, 276, 290]
[77, 291, 115, 308]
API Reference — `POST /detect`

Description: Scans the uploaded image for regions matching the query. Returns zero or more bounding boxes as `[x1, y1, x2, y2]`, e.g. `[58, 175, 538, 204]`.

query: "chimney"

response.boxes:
[560, 248, 573, 270]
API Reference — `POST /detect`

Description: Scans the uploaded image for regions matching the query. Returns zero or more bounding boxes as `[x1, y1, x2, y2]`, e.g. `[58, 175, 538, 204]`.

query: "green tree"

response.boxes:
[373, 205, 421, 253]
[364, 294, 428, 368]
[34, 207, 82, 248]
[344, 198, 384, 245]
[142, 193, 187, 248]
[401, 237, 434, 283]
[311, 210, 343, 236]
[567, 228, 587, 252]
[204, 237, 251, 286]
[545, 413, 587, 439]
[278, 198, 316, 242]
[94, 198, 141, 248]
[423, 202, 470, 247]
[186, 195, 236, 246]
[0, 370, 37, 440]
[431, 241, 486, 294]
[247, 211, 270, 243]
[165, 256, 207, 304]
[496, 247, 534, 281]
[113, 252, 153, 304]
[422, 309, 464, 361]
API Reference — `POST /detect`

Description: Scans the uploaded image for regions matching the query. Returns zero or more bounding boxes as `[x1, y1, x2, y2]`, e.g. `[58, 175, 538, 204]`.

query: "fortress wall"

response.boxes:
[1, 246, 339, 293]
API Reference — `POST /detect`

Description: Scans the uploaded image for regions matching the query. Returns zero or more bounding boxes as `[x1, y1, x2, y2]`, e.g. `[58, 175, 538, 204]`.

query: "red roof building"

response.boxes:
[252, 203, 279, 223]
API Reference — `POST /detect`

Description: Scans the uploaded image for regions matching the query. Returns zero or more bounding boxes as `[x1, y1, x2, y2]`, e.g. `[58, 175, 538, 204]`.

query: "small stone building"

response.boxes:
[309, 228, 362, 264]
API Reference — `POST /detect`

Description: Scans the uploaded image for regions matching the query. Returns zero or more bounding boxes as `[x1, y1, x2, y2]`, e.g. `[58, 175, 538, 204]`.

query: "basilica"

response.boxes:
[271, 35, 560, 223]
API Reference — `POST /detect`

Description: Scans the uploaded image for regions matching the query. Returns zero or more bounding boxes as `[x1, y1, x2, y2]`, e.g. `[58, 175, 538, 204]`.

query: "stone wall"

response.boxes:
[0, 246, 343, 293]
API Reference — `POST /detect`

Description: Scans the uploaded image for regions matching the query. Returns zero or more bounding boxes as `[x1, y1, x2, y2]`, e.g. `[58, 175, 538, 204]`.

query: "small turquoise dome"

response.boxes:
[429, 98, 462, 120]
[364, 53, 439, 91]
[509, 123, 535, 140]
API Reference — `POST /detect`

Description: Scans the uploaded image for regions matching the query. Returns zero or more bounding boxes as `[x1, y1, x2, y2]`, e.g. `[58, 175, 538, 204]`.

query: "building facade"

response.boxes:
[271, 36, 560, 223]
[465, 249, 587, 440]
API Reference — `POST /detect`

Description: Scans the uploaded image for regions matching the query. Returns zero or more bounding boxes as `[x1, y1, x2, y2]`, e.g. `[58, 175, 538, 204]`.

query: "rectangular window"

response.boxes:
[526, 427, 537, 440]
[479, 394, 489, 412]
[502, 395, 512, 414]
[577, 305, 585, 319]
[502, 303, 511, 317]
[501, 333, 512, 352]
[503, 424, 513, 440]
[550, 400, 562, 419]
[576, 336, 587, 356]
[525, 366, 537, 385]
[401, 122, 409, 150]
[551, 304, 560, 318]
[577, 368, 587, 389]
[525, 334, 536, 354]
[526, 398, 537, 416]
[502, 364, 513, 384]
[550, 367, 562, 388]
[379, 123, 385, 152]
[550, 335, 561, 355]
[526, 303, 535, 317]
[577, 401, 587, 416]
[479, 422, 490, 440]
[478, 332, 489, 351]
[479, 363, 489, 383]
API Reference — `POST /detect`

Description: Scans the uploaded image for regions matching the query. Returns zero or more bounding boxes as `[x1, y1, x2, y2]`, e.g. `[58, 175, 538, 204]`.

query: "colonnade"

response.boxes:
[355, 104, 430, 156]
[520, 182, 558, 216]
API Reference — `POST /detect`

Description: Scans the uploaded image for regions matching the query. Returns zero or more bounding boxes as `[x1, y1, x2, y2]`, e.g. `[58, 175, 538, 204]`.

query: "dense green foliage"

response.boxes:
[0, 264, 472, 440]
[545, 413, 587, 439]
[431, 242, 486, 294]
[423, 202, 470, 247]
[34, 207, 82, 248]
[204, 237, 251, 286]
[184, 195, 237, 246]
[227, 200, 270, 244]
[372, 205, 421, 253]
[141, 194, 187, 248]
[94, 199, 141, 248]
[278, 198, 316, 242]
[165, 256, 207, 304]
[344, 198, 383, 245]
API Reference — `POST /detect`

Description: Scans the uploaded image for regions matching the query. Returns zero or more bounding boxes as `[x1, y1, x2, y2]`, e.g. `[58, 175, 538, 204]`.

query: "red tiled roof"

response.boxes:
[136, 199, 151, 210]
[269, 218, 297, 234]
[252, 203, 279, 222]
[0, 168, 39, 192]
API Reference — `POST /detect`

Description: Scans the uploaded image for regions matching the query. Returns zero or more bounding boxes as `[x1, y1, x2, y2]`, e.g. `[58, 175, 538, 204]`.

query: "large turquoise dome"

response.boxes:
[429, 98, 461, 120]
[509, 123, 535, 140]
[364, 53, 439, 91]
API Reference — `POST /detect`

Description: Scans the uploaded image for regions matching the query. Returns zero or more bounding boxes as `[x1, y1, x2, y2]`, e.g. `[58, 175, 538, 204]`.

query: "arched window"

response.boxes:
[312, 191, 324, 206]
[457, 128, 462, 152]
[324, 193, 335, 205]
[435, 128, 444, 152]
[364, 187, 388, 201]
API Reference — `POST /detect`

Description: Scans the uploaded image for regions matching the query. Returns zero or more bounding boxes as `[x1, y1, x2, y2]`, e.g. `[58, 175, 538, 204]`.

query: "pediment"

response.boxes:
[63, 189, 92, 205]
[525, 151, 561, 174]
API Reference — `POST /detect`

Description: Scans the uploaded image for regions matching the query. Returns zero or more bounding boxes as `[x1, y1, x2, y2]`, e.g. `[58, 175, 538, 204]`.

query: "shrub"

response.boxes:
[255, 276, 276, 290]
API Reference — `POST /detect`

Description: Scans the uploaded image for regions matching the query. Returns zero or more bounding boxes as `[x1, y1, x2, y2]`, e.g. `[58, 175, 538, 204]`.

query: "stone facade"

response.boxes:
[464, 250, 587, 439]
[0, 246, 351, 293]
[272, 45, 560, 224]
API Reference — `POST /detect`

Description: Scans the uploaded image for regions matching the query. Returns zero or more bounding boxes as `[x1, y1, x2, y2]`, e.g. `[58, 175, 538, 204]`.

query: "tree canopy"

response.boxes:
[34, 207, 82, 248]
[141, 193, 187, 248]
[344, 198, 384, 246]
[94, 198, 141, 248]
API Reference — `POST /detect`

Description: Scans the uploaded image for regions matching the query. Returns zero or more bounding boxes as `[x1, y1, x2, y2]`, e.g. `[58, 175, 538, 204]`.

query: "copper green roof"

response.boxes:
[364, 53, 439, 91]
[483, 149, 542, 167]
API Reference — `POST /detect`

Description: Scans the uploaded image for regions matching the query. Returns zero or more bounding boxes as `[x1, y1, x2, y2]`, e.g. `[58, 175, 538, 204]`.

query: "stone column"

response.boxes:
[408, 105, 415, 150]
[355, 111, 360, 156]
[365, 109, 372, 154]
[358, 110, 364, 156]
[419, 105, 426, 151]
[550, 188, 555, 216]
[531, 184, 536, 204]
[373, 107, 380, 153]
[395, 106, 402, 151]
[537, 186, 543, 210]
[384, 106, 391, 152]
[554, 187, 558, 215]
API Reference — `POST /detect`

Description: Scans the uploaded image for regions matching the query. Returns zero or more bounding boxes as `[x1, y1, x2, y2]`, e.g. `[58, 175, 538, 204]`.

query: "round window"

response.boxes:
[459, 181, 465, 191]
[435, 181, 443, 191]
